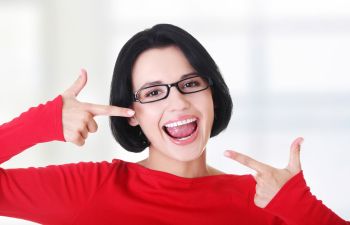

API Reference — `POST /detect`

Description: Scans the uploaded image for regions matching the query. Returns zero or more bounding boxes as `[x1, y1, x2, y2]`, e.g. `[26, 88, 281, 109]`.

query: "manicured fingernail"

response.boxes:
[127, 110, 135, 116]
[224, 151, 231, 157]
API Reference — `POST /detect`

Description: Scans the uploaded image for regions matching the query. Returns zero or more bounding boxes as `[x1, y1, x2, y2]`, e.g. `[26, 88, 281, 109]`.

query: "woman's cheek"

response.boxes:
[138, 109, 163, 142]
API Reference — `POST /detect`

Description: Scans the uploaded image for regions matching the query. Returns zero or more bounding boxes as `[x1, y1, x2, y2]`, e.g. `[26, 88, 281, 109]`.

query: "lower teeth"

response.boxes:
[177, 135, 192, 141]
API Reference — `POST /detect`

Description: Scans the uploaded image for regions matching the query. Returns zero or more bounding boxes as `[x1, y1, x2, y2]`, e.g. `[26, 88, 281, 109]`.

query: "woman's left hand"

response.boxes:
[224, 137, 304, 208]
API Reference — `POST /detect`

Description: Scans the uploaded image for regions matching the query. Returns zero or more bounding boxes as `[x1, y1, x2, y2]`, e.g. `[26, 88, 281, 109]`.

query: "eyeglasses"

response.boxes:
[133, 74, 213, 104]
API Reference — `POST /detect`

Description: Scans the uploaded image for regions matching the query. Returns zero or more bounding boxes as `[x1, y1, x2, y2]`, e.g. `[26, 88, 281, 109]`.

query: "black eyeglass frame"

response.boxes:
[133, 74, 213, 104]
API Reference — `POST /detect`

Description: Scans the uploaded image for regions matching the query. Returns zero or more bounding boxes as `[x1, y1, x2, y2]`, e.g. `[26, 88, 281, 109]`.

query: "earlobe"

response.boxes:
[128, 116, 139, 127]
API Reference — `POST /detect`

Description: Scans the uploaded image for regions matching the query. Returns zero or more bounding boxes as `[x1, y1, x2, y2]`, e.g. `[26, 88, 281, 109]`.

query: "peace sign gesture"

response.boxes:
[224, 137, 304, 208]
[61, 69, 135, 146]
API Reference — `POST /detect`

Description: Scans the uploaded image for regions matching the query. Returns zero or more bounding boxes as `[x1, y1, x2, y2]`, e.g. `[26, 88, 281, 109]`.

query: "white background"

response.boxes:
[0, 0, 349, 223]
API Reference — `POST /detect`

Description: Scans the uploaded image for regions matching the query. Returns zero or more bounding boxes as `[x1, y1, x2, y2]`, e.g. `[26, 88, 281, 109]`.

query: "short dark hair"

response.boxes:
[109, 24, 233, 153]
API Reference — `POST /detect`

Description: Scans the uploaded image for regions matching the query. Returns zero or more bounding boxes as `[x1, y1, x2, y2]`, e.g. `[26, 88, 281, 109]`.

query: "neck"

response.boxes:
[138, 148, 210, 178]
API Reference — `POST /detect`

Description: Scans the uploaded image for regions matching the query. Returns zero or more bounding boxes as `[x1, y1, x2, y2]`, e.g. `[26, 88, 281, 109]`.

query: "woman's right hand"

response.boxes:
[61, 69, 135, 146]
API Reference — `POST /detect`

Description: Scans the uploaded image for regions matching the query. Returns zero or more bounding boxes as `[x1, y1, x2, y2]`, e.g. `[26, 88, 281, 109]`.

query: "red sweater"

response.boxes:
[0, 96, 348, 225]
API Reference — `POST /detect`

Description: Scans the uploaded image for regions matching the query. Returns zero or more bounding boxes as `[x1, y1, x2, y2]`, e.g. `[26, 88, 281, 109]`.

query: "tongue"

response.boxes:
[165, 122, 197, 139]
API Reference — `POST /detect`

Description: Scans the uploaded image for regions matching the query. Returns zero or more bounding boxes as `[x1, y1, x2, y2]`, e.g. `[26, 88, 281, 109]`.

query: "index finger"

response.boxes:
[82, 102, 135, 117]
[224, 150, 269, 173]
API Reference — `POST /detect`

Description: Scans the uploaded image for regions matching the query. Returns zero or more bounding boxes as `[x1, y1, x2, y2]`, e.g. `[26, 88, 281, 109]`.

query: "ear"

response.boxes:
[128, 116, 139, 127]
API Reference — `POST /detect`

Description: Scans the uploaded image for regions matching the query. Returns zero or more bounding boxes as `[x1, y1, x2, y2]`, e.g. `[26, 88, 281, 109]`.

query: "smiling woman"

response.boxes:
[0, 24, 349, 225]
[109, 24, 233, 155]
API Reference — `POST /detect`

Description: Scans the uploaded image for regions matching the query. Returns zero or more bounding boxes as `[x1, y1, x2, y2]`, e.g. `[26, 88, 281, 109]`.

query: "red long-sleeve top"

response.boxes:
[0, 96, 348, 225]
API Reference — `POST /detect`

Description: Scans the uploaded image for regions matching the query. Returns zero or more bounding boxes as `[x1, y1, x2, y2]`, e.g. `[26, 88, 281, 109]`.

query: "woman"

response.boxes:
[0, 24, 348, 225]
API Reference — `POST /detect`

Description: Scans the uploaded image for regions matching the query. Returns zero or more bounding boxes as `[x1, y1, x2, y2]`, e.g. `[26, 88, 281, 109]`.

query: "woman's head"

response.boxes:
[110, 24, 233, 157]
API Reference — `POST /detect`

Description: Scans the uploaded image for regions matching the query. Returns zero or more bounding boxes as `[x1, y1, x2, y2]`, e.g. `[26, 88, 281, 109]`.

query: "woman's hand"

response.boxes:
[61, 69, 135, 146]
[224, 137, 304, 208]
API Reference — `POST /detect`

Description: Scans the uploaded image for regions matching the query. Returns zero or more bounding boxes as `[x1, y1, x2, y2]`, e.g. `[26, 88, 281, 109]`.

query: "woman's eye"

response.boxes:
[145, 89, 161, 97]
[184, 81, 199, 88]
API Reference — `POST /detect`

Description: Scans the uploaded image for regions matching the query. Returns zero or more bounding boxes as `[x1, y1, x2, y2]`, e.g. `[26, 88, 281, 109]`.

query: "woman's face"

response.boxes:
[130, 45, 214, 162]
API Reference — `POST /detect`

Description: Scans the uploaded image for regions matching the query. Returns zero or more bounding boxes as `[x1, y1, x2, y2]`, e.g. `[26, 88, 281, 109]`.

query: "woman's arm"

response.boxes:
[0, 69, 134, 164]
[0, 69, 134, 223]
[264, 171, 349, 225]
[225, 138, 349, 224]
[0, 160, 116, 224]
[0, 95, 65, 163]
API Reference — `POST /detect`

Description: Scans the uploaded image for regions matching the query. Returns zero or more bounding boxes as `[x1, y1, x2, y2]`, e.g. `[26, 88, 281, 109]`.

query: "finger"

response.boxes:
[82, 102, 135, 117]
[87, 119, 98, 133]
[70, 133, 85, 146]
[224, 150, 268, 173]
[64, 69, 88, 97]
[74, 138, 85, 146]
[287, 137, 304, 172]
[80, 128, 88, 140]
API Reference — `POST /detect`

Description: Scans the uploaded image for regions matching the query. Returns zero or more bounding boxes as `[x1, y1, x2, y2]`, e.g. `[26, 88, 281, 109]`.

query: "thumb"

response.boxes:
[287, 137, 304, 173]
[63, 69, 88, 97]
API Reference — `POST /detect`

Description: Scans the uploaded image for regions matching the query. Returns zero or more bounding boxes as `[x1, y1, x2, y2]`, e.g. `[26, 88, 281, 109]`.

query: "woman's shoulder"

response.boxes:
[207, 165, 255, 186]
[207, 165, 226, 175]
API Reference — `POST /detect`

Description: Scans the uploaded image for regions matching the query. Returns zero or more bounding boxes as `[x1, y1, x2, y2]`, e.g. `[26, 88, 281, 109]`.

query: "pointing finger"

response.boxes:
[287, 137, 304, 173]
[82, 102, 135, 117]
[64, 69, 88, 97]
[224, 150, 268, 173]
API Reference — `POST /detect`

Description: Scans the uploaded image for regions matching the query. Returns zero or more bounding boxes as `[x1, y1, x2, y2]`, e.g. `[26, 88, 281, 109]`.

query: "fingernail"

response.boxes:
[224, 151, 231, 157]
[127, 110, 135, 116]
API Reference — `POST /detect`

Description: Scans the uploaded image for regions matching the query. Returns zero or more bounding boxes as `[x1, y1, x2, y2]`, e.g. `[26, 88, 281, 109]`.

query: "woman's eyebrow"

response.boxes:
[140, 80, 163, 89]
[139, 72, 198, 89]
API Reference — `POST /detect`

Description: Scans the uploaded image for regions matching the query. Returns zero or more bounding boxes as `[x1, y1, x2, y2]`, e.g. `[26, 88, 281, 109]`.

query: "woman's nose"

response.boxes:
[165, 86, 190, 111]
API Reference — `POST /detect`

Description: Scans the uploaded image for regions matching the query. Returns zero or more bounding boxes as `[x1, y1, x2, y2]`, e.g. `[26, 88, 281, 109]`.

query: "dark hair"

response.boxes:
[109, 24, 233, 153]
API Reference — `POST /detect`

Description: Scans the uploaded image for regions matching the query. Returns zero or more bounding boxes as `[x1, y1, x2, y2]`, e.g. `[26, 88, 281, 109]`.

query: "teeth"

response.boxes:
[164, 118, 197, 128]
[177, 135, 193, 141]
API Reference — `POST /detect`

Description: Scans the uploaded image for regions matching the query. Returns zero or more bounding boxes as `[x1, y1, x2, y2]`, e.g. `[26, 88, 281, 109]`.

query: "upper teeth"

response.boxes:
[164, 118, 197, 128]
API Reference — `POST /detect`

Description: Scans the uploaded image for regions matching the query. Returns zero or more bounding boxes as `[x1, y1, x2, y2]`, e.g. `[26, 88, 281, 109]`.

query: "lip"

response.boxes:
[162, 115, 200, 146]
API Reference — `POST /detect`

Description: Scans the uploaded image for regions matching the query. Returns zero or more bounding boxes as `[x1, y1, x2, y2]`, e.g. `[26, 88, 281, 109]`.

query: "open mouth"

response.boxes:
[162, 118, 198, 141]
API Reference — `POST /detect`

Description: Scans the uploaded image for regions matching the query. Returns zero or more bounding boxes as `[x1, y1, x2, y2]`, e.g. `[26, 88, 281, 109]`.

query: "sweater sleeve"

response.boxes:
[0, 95, 66, 164]
[264, 171, 349, 225]
[0, 96, 117, 224]
[0, 160, 115, 225]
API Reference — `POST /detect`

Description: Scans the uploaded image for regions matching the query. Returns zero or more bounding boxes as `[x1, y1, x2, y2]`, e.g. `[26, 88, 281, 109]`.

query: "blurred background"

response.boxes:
[0, 0, 349, 223]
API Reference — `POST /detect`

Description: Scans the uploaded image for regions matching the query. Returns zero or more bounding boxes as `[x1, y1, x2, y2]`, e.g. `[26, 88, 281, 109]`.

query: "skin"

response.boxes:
[128, 45, 217, 178]
[61, 69, 135, 146]
[61, 53, 304, 208]
[224, 137, 304, 208]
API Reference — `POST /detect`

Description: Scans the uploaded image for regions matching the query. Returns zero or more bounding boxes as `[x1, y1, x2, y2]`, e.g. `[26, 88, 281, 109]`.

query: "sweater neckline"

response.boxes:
[123, 159, 237, 184]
